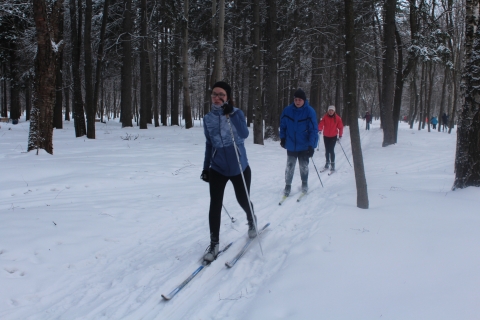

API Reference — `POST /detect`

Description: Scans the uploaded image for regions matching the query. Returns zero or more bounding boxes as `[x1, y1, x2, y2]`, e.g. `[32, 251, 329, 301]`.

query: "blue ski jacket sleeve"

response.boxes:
[279, 100, 318, 152]
[203, 108, 249, 176]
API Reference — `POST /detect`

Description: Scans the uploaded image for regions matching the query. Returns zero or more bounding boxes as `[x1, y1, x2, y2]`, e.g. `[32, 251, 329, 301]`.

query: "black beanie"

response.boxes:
[294, 88, 307, 101]
[212, 81, 232, 101]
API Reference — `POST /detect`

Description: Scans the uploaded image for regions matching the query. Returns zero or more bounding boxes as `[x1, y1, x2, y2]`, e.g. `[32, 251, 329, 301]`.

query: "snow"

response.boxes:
[1, 118, 479, 320]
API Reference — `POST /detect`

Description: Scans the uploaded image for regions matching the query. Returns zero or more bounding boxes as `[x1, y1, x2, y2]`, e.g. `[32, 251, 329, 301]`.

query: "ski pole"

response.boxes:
[222, 100, 264, 256]
[222, 204, 236, 223]
[338, 139, 352, 167]
[310, 156, 324, 187]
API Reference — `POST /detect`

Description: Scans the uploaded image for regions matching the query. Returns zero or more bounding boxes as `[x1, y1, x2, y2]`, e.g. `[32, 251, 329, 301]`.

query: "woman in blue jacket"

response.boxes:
[279, 88, 318, 196]
[200, 81, 257, 262]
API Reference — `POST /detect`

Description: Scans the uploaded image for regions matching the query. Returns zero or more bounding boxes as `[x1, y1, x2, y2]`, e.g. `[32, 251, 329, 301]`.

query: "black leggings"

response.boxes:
[324, 136, 337, 164]
[208, 166, 254, 243]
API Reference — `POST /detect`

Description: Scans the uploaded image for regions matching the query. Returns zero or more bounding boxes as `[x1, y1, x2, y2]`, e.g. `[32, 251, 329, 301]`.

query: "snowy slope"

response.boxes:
[0, 118, 479, 320]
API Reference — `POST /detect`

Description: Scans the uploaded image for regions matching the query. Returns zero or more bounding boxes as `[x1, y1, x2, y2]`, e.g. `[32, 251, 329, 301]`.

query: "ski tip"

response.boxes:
[161, 294, 171, 301]
[225, 262, 233, 268]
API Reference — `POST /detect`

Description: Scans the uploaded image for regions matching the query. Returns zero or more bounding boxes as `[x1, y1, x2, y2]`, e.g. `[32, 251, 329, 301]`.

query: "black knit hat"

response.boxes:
[294, 88, 307, 101]
[212, 81, 232, 101]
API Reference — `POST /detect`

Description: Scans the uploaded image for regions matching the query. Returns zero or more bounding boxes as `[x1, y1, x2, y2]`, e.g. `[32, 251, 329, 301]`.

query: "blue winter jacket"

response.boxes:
[280, 100, 318, 152]
[203, 107, 249, 176]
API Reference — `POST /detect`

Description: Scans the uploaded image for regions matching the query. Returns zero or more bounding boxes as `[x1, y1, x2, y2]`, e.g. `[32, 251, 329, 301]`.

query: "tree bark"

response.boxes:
[381, 0, 396, 146]
[120, 0, 133, 127]
[28, 0, 61, 154]
[453, 0, 480, 188]
[344, 0, 368, 209]
[211, 0, 225, 85]
[160, 26, 168, 126]
[264, 0, 279, 140]
[93, 0, 109, 124]
[252, 0, 263, 145]
[182, 0, 193, 128]
[438, 67, 448, 132]
[84, 0, 95, 138]
[69, 0, 86, 137]
[53, 0, 64, 129]
[139, 0, 149, 129]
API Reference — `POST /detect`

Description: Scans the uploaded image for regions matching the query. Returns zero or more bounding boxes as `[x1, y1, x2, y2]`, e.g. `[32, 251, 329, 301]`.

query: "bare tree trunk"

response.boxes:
[29, 0, 62, 154]
[449, 68, 459, 133]
[25, 76, 32, 121]
[153, 31, 160, 127]
[53, 0, 64, 129]
[139, 0, 149, 129]
[372, 7, 382, 123]
[344, 0, 368, 208]
[408, 63, 417, 128]
[418, 63, 425, 130]
[247, 54, 254, 127]
[64, 67, 70, 121]
[171, 37, 180, 126]
[426, 62, 435, 132]
[204, 54, 212, 117]
[211, 0, 225, 85]
[381, 0, 396, 146]
[1, 63, 6, 118]
[182, 0, 193, 128]
[264, 0, 278, 140]
[453, 0, 480, 188]
[252, 0, 263, 145]
[160, 27, 168, 126]
[93, 0, 109, 125]
[120, 0, 133, 127]
[70, 0, 86, 137]
[8, 43, 21, 121]
[84, 0, 95, 138]
[411, 65, 420, 129]
[438, 67, 448, 132]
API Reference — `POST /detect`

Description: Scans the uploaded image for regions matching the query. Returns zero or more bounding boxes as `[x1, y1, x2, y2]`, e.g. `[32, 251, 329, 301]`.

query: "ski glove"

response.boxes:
[222, 103, 234, 115]
[200, 169, 209, 182]
[337, 136, 342, 141]
[280, 138, 286, 149]
[307, 146, 314, 158]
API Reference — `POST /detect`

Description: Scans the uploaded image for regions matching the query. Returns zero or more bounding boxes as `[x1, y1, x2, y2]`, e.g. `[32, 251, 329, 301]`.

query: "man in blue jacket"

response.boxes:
[279, 88, 318, 196]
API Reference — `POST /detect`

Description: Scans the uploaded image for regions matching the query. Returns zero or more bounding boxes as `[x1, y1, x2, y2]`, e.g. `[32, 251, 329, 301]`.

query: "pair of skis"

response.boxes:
[162, 223, 270, 301]
[278, 192, 307, 205]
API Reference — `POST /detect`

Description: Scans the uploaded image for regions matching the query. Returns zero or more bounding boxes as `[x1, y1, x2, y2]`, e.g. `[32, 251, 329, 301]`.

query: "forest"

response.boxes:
[1, 0, 479, 189]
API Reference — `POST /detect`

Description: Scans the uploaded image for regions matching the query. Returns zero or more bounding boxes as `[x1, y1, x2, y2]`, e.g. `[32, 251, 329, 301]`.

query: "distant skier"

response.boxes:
[364, 111, 372, 130]
[279, 88, 318, 196]
[318, 106, 344, 172]
[430, 116, 438, 130]
[200, 81, 257, 263]
[442, 113, 449, 132]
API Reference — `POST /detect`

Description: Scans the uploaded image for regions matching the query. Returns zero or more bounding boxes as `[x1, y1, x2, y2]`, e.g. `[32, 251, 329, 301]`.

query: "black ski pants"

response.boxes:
[208, 166, 254, 243]
[323, 136, 337, 164]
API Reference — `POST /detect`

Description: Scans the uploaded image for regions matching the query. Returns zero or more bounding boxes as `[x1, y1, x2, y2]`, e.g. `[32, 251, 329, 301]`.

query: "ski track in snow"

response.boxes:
[0, 119, 473, 319]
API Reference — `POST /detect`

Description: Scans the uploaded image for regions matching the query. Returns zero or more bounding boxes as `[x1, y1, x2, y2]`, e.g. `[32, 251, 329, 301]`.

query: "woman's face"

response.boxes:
[211, 87, 227, 105]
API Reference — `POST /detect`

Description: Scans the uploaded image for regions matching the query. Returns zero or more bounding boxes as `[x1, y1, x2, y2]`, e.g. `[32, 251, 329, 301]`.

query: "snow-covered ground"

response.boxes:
[0, 117, 478, 320]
